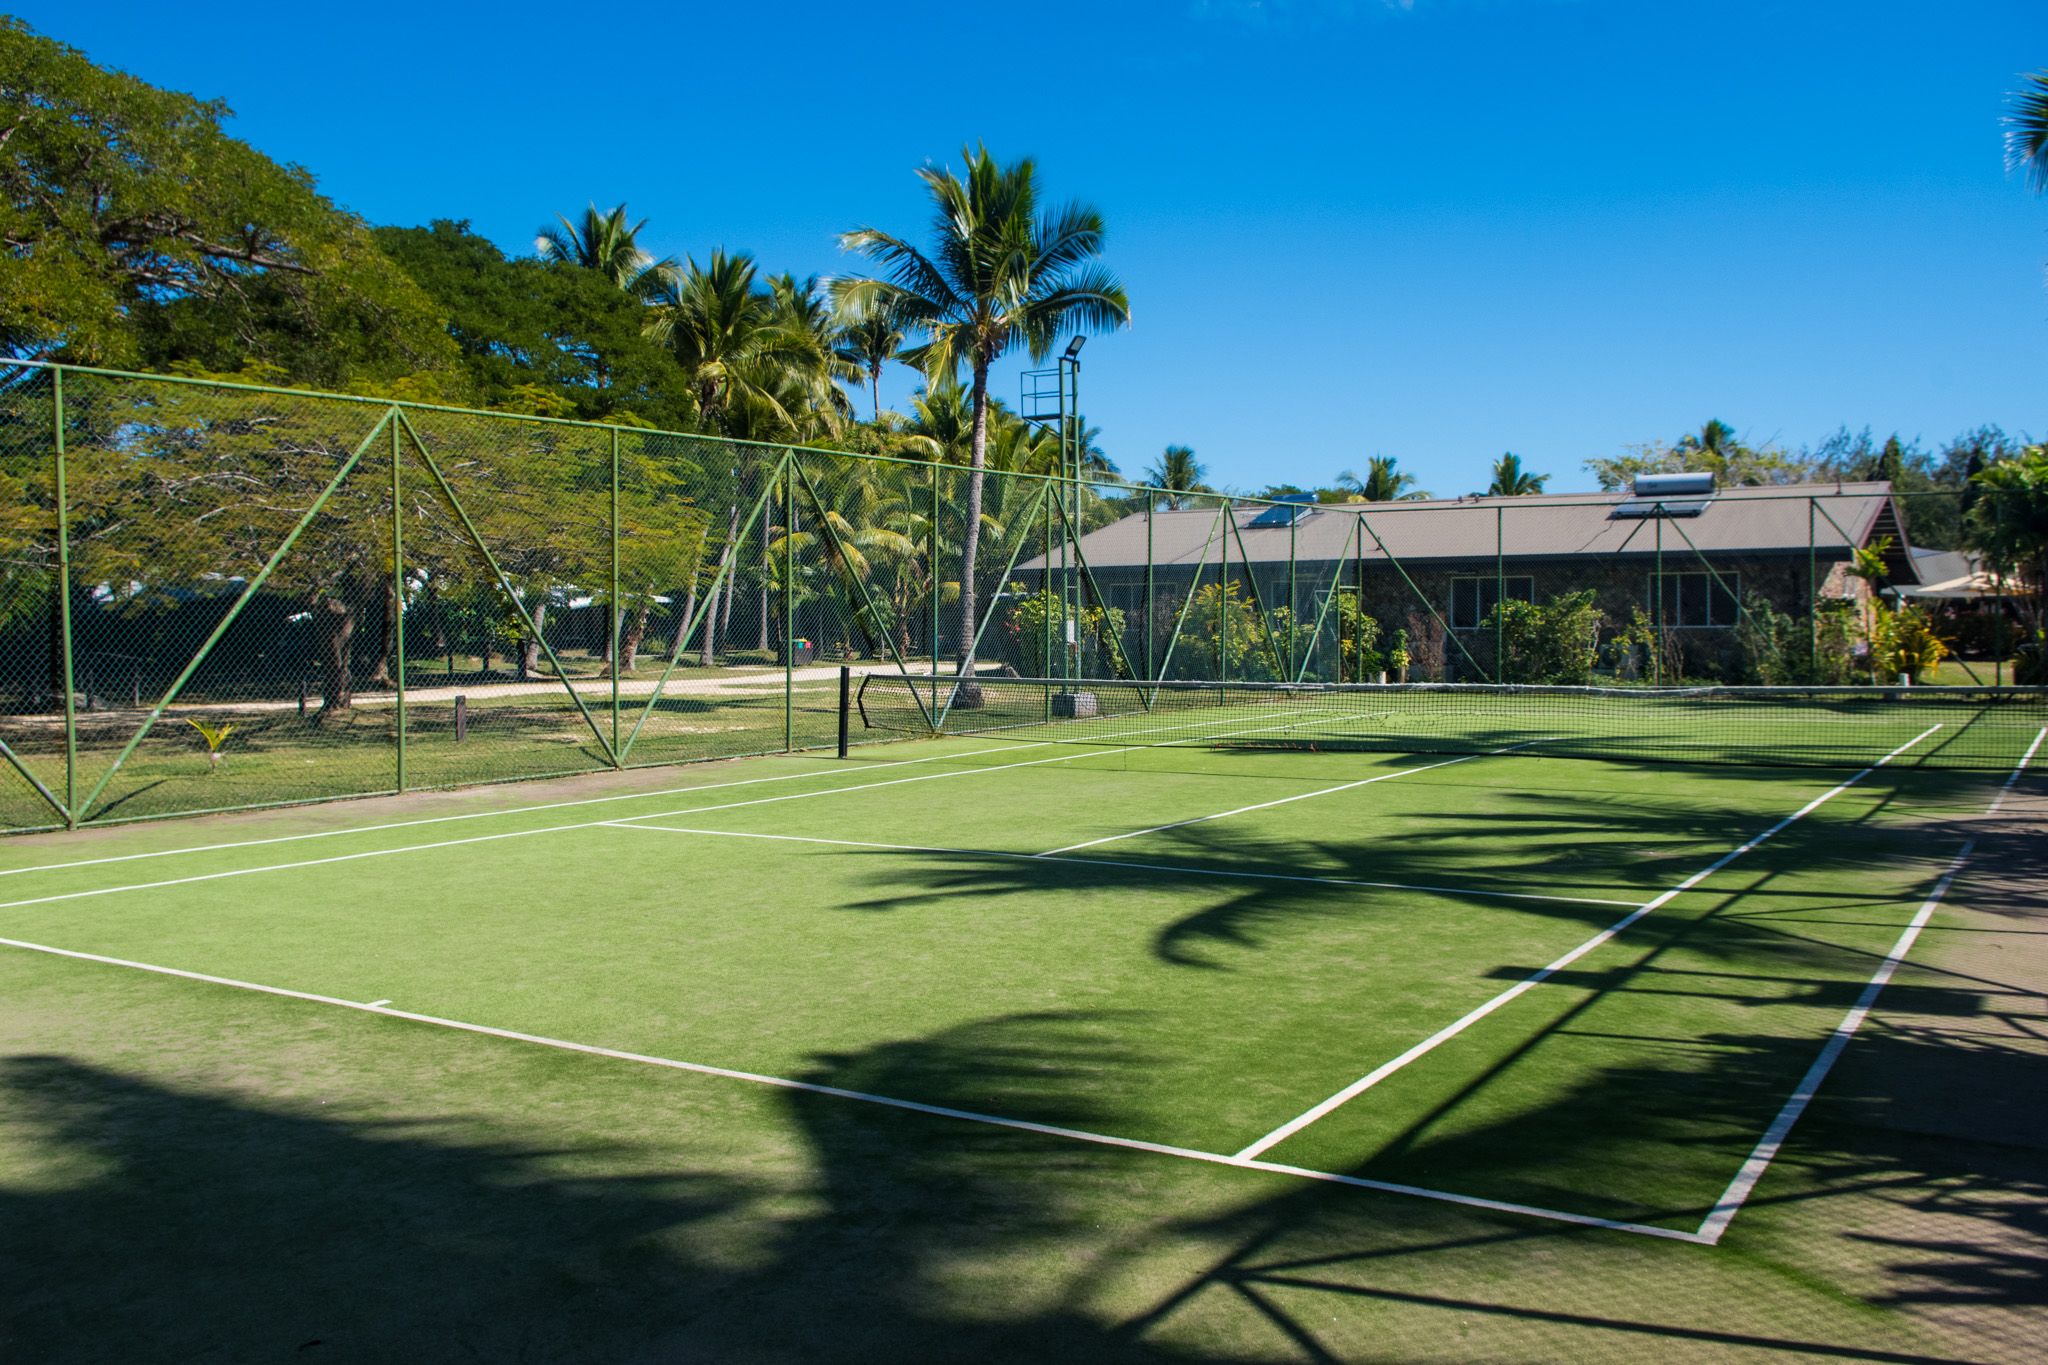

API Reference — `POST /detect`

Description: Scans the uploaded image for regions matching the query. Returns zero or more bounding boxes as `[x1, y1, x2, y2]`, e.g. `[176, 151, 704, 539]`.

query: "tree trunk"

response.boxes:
[621, 598, 650, 674]
[955, 358, 991, 698]
[365, 577, 397, 689]
[703, 503, 740, 666]
[316, 594, 357, 715]
[519, 600, 546, 679]
[756, 527, 770, 654]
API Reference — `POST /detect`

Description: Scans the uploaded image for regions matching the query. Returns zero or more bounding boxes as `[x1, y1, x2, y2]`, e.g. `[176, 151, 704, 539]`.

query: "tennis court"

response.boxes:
[4, 677, 2040, 1270]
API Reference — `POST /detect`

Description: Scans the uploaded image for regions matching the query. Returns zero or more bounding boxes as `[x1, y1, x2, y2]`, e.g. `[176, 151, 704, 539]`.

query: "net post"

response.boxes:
[837, 664, 850, 758]
[52, 367, 77, 827]
[391, 414, 407, 794]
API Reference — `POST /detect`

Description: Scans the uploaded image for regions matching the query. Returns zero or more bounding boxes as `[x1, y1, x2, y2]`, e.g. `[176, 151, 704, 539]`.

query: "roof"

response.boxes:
[1898, 546, 1995, 600]
[1019, 481, 1918, 583]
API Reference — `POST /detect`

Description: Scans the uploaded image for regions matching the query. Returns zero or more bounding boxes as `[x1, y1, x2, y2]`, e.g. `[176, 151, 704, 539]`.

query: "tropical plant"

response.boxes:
[185, 717, 233, 772]
[1335, 456, 1431, 502]
[643, 251, 821, 436]
[1146, 446, 1210, 508]
[1001, 588, 1126, 677]
[1486, 452, 1548, 496]
[1586, 420, 1812, 490]
[2007, 70, 2048, 191]
[535, 202, 672, 297]
[835, 145, 1130, 682]
[834, 304, 907, 421]
[1865, 603, 1949, 683]
[1483, 591, 1602, 684]
[1967, 446, 2048, 632]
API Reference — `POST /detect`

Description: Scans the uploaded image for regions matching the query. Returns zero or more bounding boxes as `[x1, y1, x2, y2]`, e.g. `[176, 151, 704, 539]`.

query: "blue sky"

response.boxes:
[15, 0, 2048, 494]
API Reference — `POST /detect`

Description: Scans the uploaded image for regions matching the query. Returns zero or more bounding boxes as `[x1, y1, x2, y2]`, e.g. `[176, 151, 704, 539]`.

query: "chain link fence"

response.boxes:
[2, 362, 2038, 833]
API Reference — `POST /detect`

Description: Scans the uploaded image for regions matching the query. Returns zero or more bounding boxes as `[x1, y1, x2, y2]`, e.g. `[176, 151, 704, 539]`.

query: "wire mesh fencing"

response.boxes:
[1, 360, 2039, 833]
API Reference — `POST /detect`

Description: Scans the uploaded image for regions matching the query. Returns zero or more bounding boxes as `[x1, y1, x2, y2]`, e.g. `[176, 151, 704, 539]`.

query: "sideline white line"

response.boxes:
[1231, 724, 1943, 1162]
[1034, 740, 1545, 857]
[0, 930, 1700, 1242]
[1693, 840, 1975, 1245]
[0, 741, 1030, 879]
[604, 823, 1641, 909]
[1985, 726, 2045, 817]
[0, 709, 1321, 913]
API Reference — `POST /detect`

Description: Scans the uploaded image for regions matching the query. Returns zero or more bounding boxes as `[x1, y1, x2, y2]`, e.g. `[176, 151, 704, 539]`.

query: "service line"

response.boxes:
[0, 930, 1702, 1243]
[0, 708, 1324, 913]
[1035, 739, 1546, 857]
[1231, 724, 1943, 1162]
[1693, 839, 1974, 1244]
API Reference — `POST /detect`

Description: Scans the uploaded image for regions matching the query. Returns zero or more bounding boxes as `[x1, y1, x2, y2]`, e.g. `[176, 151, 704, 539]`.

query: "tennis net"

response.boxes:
[853, 674, 2048, 772]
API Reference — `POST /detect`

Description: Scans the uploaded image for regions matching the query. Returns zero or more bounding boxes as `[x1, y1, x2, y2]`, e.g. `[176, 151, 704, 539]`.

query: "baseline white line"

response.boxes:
[604, 823, 1641, 909]
[0, 709, 1321, 913]
[0, 740, 1032, 879]
[1034, 740, 1545, 857]
[0, 930, 1698, 1242]
[1231, 724, 1943, 1162]
[1985, 726, 2045, 817]
[1694, 840, 1975, 1245]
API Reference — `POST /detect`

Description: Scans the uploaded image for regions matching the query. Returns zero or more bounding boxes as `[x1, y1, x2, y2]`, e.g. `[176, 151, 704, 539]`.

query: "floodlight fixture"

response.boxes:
[1063, 335, 1087, 360]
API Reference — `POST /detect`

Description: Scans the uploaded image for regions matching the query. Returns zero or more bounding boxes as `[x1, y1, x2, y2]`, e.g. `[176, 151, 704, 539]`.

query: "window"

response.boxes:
[1652, 571, 1739, 627]
[1449, 576, 1534, 629]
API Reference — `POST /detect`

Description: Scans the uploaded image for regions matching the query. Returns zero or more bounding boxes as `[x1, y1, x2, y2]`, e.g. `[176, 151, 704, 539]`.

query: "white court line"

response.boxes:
[1231, 724, 1944, 1162]
[1694, 840, 1975, 1245]
[1035, 740, 1544, 857]
[0, 740, 1034, 879]
[0, 709, 1324, 913]
[604, 823, 1641, 909]
[0, 930, 1701, 1243]
[1985, 726, 2046, 816]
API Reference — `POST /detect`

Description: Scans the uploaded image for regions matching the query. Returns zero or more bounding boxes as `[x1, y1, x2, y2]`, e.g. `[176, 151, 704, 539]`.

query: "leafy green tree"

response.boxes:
[1335, 456, 1430, 502]
[0, 18, 456, 385]
[1586, 420, 1812, 490]
[835, 145, 1129, 681]
[1969, 446, 2048, 634]
[1483, 591, 1602, 684]
[534, 203, 672, 298]
[2009, 70, 2048, 190]
[373, 221, 690, 426]
[1486, 452, 1547, 495]
[1146, 446, 1210, 508]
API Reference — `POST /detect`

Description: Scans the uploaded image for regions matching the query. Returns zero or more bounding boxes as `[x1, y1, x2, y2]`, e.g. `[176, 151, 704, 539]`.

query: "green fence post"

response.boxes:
[928, 462, 939, 713]
[1808, 498, 1818, 674]
[1495, 505, 1506, 684]
[611, 426, 621, 759]
[392, 416, 406, 793]
[1653, 515, 1664, 686]
[53, 367, 77, 827]
[1144, 501, 1156, 681]
[75, 411, 390, 821]
[1219, 505, 1229, 684]
[784, 451, 795, 752]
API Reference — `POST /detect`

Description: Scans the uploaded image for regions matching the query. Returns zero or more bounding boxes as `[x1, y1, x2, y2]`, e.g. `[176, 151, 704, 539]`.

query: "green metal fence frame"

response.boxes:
[2, 358, 2032, 833]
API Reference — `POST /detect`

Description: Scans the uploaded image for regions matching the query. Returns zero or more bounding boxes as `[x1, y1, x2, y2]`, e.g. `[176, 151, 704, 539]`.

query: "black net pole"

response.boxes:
[837, 664, 850, 758]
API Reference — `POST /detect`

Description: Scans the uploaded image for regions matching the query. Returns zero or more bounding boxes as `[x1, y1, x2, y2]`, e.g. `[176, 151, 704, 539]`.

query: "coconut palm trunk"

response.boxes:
[956, 360, 993, 684]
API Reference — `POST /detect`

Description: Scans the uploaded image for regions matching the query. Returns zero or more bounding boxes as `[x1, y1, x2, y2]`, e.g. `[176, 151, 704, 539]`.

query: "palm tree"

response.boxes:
[1336, 456, 1430, 502]
[834, 305, 907, 421]
[1146, 445, 1210, 509]
[643, 251, 816, 434]
[2007, 71, 2048, 192]
[766, 272, 861, 435]
[535, 203, 671, 297]
[835, 145, 1129, 681]
[1486, 452, 1548, 496]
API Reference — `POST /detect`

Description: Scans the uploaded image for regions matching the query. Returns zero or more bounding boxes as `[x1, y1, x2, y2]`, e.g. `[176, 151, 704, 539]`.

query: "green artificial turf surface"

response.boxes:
[1, 709, 2041, 1361]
